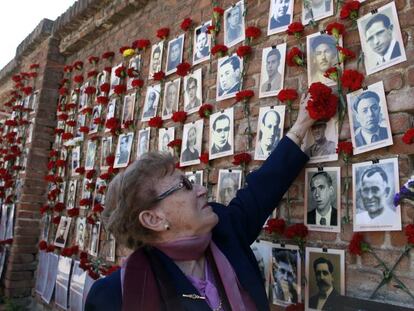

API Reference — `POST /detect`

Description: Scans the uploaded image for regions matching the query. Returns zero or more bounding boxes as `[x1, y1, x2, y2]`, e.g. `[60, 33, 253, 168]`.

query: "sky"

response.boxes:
[0, 0, 76, 70]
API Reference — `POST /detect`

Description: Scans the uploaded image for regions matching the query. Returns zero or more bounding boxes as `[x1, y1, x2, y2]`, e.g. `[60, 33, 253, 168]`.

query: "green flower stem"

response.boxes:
[343, 159, 351, 223]
[243, 100, 253, 150]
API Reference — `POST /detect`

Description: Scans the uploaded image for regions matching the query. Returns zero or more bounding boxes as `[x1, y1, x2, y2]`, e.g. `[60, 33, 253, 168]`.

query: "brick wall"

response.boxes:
[0, 0, 413, 309]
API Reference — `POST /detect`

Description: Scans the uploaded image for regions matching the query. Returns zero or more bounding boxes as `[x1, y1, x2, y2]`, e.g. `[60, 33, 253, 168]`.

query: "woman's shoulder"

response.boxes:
[85, 269, 122, 311]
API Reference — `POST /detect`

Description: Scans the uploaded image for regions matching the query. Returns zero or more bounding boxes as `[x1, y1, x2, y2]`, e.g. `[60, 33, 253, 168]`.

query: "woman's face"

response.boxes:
[154, 170, 218, 238]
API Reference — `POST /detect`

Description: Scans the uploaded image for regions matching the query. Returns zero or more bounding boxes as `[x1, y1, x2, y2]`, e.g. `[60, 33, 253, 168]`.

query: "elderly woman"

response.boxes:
[86, 95, 314, 310]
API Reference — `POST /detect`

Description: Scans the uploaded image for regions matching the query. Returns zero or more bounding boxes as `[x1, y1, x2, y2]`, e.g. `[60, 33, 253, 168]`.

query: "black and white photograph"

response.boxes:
[209, 108, 234, 160]
[216, 169, 242, 205]
[41, 214, 51, 241]
[127, 55, 141, 90]
[183, 68, 203, 114]
[216, 54, 243, 101]
[347, 81, 393, 155]
[35, 251, 48, 295]
[224, 1, 245, 47]
[180, 119, 204, 167]
[109, 63, 122, 96]
[137, 128, 150, 159]
[81, 177, 92, 201]
[103, 233, 116, 262]
[357, 1, 407, 75]
[89, 105, 102, 134]
[85, 140, 97, 170]
[254, 105, 286, 160]
[193, 21, 212, 65]
[55, 256, 72, 310]
[58, 181, 66, 203]
[270, 244, 301, 307]
[93, 178, 107, 207]
[105, 98, 117, 123]
[353, 157, 401, 232]
[54, 216, 72, 248]
[166, 34, 185, 75]
[114, 132, 134, 168]
[71, 146, 81, 176]
[30, 90, 39, 113]
[302, 0, 333, 25]
[100, 136, 112, 169]
[96, 70, 108, 96]
[305, 167, 341, 233]
[149, 41, 164, 79]
[267, 0, 294, 35]
[69, 261, 87, 311]
[122, 93, 136, 123]
[75, 217, 87, 250]
[79, 82, 89, 111]
[251, 240, 272, 296]
[66, 179, 77, 210]
[307, 32, 342, 87]
[74, 114, 86, 141]
[89, 221, 101, 257]
[141, 85, 161, 122]
[162, 78, 180, 120]
[305, 247, 345, 311]
[301, 118, 338, 164]
[41, 253, 59, 304]
[185, 170, 204, 186]
[0, 204, 12, 240]
[259, 44, 287, 98]
[70, 89, 79, 106]
[158, 127, 174, 155]
[3, 204, 14, 240]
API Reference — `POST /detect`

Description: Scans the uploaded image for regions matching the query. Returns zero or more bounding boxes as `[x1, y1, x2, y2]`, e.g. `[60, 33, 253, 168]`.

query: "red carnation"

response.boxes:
[284, 223, 308, 240]
[102, 51, 115, 60]
[114, 84, 127, 95]
[402, 128, 414, 145]
[277, 89, 298, 105]
[100, 83, 110, 94]
[67, 208, 80, 217]
[285, 303, 305, 311]
[79, 126, 90, 134]
[176, 62, 191, 77]
[56, 159, 67, 167]
[236, 45, 252, 58]
[99, 172, 111, 181]
[180, 18, 193, 31]
[104, 66, 112, 73]
[153, 71, 165, 81]
[39, 240, 48, 250]
[235, 90, 254, 102]
[46, 245, 55, 252]
[132, 39, 150, 50]
[324, 67, 338, 81]
[106, 155, 115, 166]
[86, 215, 96, 225]
[105, 117, 120, 133]
[167, 139, 182, 149]
[405, 224, 414, 245]
[287, 22, 305, 38]
[73, 61, 84, 70]
[81, 107, 93, 115]
[96, 96, 109, 105]
[156, 27, 170, 39]
[73, 75, 84, 84]
[22, 86, 33, 96]
[30, 63, 40, 70]
[172, 111, 187, 123]
[115, 66, 127, 78]
[211, 44, 228, 57]
[86, 169, 96, 179]
[232, 153, 252, 166]
[87, 70, 98, 78]
[79, 198, 92, 207]
[131, 79, 144, 88]
[64, 65, 73, 73]
[326, 22, 345, 40]
[127, 67, 139, 78]
[52, 216, 61, 225]
[207, 25, 217, 35]
[54, 203, 65, 212]
[213, 6, 224, 16]
[75, 167, 86, 175]
[93, 203, 104, 213]
[84, 86, 97, 95]
[264, 218, 286, 235]
[62, 132, 74, 140]
[199, 153, 209, 164]
[198, 104, 214, 118]
[337, 46, 356, 63]
[59, 87, 68, 96]
[88, 56, 100, 65]
[245, 26, 261, 40]
[348, 233, 370, 256]
[93, 117, 104, 125]
[340, 1, 360, 20]
[287, 47, 305, 67]
[336, 141, 353, 158]
[148, 116, 163, 128]
[341, 69, 364, 91]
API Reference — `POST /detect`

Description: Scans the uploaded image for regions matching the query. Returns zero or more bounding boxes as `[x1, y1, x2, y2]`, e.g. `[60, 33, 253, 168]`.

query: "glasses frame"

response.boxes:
[154, 176, 193, 202]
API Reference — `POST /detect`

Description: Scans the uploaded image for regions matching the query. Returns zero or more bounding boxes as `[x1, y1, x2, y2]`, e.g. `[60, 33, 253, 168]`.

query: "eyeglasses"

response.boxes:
[154, 176, 194, 202]
[214, 127, 230, 133]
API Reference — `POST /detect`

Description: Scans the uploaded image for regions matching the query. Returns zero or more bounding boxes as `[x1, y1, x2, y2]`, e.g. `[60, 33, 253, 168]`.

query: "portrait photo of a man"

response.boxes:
[305, 168, 340, 232]
[142, 85, 161, 122]
[76, 217, 87, 250]
[66, 180, 77, 210]
[158, 127, 174, 155]
[109, 64, 122, 96]
[89, 221, 101, 257]
[185, 170, 204, 186]
[122, 93, 136, 123]
[114, 132, 134, 168]
[162, 78, 180, 120]
[306, 249, 344, 311]
[71, 146, 81, 176]
[100, 136, 112, 169]
[89, 105, 101, 134]
[85, 140, 97, 171]
[93, 178, 107, 207]
[358, 2, 406, 75]
[166, 34, 184, 75]
[302, 118, 338, 163]
[251, 240, 272, 296]
[268, 0, 293, 35]
[302, 0, 333, 25]
[127, 55, 141, 90]
[307, 33, 340, 87]
[217, 169, 242, 205]
[149, 42, 164, 79]
[209, 108, 234, 160]
[353, 158, 401, 232]
[347, 81, 392, 155]
[54, 216, 72, 248]
[96, 71, 108, 96]
[193, 21, 211, 65]
[81, 177, 92, 201]
[254, 106, 285, 160]
[224, 1, 245, 47]
[184, 68, 202, 114]
[271, 246, 300, 306]
[105, 98, 117, 124]
[216, 54, 243, 101]
[180, 119, 203, 167]
[137, 128, 150, 159]
[259, 44, 286, 98]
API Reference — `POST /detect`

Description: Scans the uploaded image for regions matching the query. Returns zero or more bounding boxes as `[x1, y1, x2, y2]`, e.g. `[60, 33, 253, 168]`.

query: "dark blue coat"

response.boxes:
[85, 137, 308, 311]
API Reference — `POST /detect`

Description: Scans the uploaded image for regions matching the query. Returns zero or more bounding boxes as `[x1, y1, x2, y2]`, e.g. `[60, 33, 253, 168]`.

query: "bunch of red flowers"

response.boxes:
[341, 69, 364, 91]
[198, 104, 213, 118]
[336, 141, 353, 160]
[232, 152, 252, 166]
[340, 1, 361, 20]
[348, 233, 370, 256]
[287, 22, 305, 38]
[199, 153, 209, 164]
[180, 18, 193, 31]
[153, 71, 165, 81]
[131, 79, 144, 89]
[306, 82, 338, 121]
[132, 39, 150, 50]
[148, 116, 163, 128]
[287, 47, 305, 67]
[264, 218, 286, 235]
[326, 22, 345, 40]
[236, 45, 252, 58]
[235, 90, 254, 102]
[156, 27, 170, 39]
[172, 111, 187, 123]
[211, 44, 228, 57]
[284, 223, 308, 240]
[113, 84, 127, 95]
[245, 26, 261, 40]
[277, 89, 298, 105]
[176, 62, 191, 77]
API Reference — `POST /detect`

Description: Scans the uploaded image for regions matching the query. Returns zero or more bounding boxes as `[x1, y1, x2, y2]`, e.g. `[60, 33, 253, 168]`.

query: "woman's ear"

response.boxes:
[138, 209, 166, 232]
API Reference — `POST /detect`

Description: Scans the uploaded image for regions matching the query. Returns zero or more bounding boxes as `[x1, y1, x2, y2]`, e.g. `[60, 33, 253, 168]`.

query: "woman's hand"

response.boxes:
[286, 93, 315, 146]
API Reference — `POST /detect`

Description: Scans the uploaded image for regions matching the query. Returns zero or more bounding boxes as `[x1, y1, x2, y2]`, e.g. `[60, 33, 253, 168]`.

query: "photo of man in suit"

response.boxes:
[352, 91, 388, 147]
[193, 24, 210, 62]
[115, 134, 132, 166]
[272, 249, 298, 305]
[143, 90, 158, 119]
[55, 217, 70, 247]
[211, 114, 231, 155]
[217, 55, 241, 99]
[218, 172, 240, 205]
[307, 171, 337, 226]
[364, 13, 401, 67]
[269, 0, 292, 31]
[225, 2, 244, 46]
[149, 44, 163, 78]
[166, 36, 183, 74]
[162, 80, 179, 118]
[305, 122, 336, 158]
[184, 77, 201, 112]
[260, 48, 282, 95]
[308, 34, 336, 85]
[122, 94, 135, 123]
[137, 129, 150, 159]
[256, 109, 281, 158]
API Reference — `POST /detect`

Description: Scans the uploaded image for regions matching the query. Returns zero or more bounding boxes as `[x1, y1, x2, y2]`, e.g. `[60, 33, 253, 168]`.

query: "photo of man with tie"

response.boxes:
[260, 47, 283, 97]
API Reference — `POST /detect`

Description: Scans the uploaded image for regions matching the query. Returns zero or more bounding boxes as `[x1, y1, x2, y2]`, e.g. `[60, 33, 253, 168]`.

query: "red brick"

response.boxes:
[407, 67, 414, 87]
[365, 232, 385, 246]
